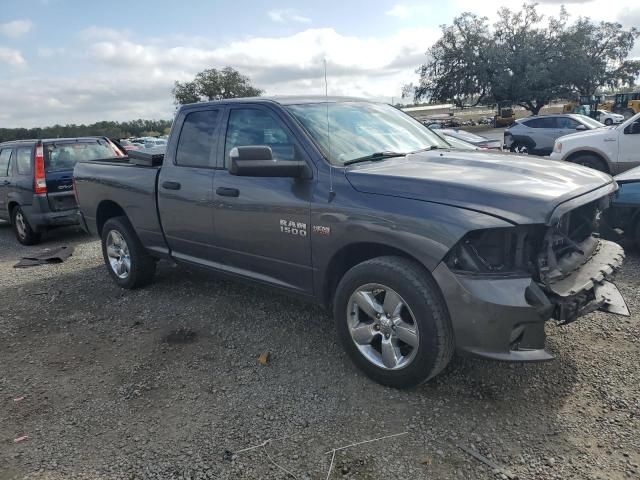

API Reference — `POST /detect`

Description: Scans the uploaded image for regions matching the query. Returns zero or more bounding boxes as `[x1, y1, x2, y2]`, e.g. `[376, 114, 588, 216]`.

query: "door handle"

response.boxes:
[216, 187, 239, 197]
[162, 181, 181, 190]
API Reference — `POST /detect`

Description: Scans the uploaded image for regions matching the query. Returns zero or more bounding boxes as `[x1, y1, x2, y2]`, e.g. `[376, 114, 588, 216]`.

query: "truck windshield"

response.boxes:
[44, 139, 121, 172]
[287, 102, 450, 166]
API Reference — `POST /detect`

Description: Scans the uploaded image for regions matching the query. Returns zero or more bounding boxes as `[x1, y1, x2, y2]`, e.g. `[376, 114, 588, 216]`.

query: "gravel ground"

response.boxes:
[1, 222, 639, 480]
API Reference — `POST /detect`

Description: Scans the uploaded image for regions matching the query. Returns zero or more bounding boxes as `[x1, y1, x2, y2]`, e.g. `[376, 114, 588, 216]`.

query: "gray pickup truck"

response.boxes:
[74, 97, 629, 388]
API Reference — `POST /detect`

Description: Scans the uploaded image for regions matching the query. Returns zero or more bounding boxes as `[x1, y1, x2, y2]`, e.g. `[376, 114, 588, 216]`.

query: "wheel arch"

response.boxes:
[565, 149, 611, 173]
[7, 201, 20, 223]
[322, 242, 434, 308]
[96, 200, 128, 236]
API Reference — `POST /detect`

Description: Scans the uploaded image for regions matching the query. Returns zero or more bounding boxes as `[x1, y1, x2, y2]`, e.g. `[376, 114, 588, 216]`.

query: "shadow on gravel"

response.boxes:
[1, 255, 585, 479]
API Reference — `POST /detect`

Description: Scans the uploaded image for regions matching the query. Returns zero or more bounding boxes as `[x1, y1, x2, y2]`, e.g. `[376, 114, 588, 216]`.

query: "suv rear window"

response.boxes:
[44, 139, 120, 172]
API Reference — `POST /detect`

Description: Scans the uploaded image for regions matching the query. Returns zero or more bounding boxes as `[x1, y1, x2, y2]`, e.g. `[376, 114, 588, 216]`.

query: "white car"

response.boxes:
[550, 112, 640, 174]
[596, 109, 625, 126]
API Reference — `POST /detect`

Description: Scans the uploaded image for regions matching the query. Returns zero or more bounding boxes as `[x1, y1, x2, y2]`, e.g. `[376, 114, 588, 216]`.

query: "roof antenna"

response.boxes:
[324, 58, 335, 201]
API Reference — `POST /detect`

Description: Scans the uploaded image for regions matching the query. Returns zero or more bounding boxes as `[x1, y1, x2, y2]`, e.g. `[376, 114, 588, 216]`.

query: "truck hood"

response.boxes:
[557, 127, 612, 143]
[345, 150, 614, 224]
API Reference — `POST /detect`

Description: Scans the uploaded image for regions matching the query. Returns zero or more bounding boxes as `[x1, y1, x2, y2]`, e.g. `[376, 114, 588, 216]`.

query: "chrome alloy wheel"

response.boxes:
[14, 211, 27, 239]
[106, 230, 131, 279]
[346, 284, 420, 370]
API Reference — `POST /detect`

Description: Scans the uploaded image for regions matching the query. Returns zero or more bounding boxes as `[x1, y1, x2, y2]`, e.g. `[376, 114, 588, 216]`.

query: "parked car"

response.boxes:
[439, 129, 502, 150]
[504, 114, 605, 155]
[550, 113, 640, 173]
[74, 96, 628, 388]
[144, 138, 167, 149]
[0, 137, 124, 244]
[118, 139, 142, 151]
[601, 166, 640, 247]
[595, 109, 625, 126]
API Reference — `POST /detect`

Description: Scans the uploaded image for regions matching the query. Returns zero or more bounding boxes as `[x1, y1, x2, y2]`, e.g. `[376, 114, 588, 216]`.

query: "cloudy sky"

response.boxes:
[0, 0, 638, 127]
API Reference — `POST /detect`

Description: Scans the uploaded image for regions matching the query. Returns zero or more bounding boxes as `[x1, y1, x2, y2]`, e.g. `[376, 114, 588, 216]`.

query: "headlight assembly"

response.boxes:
[445, 226, 544, 275]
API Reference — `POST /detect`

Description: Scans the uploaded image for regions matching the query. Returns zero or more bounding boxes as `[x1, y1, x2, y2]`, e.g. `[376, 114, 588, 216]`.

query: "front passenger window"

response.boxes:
[224, 109, 298, 166]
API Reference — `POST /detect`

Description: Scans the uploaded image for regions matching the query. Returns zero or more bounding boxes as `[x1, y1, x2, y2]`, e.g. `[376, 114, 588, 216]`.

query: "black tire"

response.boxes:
[11, 206, 41, 245]
[571, 154, 608, 173]
[509, 143, 530, 155]
[333, 256, 454, 388]
[101, 216, 156, 289]
[604, 118, 613, 126]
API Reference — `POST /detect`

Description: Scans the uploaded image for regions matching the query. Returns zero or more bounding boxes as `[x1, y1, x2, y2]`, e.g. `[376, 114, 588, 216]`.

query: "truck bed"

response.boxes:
[74, 159, 167, 254]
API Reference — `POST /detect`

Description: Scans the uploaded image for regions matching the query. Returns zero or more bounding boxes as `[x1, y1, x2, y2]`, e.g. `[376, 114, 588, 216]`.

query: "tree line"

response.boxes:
[0, 119, 173, 143]
[407, 4, 640, 114]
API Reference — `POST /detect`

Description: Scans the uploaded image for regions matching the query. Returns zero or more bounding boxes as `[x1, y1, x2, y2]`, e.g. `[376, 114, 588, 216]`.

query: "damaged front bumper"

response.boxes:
[432, 238, 628, 362]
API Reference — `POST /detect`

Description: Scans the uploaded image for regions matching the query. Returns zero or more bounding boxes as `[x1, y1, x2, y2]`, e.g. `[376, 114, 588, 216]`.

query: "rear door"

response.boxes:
[0, 147, 12, 219]
[157, 107, 221, 262]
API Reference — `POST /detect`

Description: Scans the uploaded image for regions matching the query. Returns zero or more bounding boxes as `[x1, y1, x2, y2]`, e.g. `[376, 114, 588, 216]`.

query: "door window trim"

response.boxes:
[217, 104, 309, 171]
[173, 107, 222, 169]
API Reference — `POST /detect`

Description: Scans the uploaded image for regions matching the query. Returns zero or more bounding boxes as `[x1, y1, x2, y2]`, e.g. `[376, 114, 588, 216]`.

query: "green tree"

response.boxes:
[172, 66, 263, 105]
[413, 4, 640, 115]
[415, 13, 496, 108]
[561, 20, 640, 96]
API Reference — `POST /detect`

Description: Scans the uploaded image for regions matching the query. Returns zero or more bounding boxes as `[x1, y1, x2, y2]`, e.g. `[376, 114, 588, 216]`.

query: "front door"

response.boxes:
[211, 105, 314, 294]
[157, 108, 221, 262]
[618, 119, 640, 173]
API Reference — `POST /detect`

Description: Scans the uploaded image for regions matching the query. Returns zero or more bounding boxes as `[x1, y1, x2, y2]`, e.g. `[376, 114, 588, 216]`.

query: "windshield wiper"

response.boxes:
[343, 151, 407, 166]
[408, 145, 444, 154]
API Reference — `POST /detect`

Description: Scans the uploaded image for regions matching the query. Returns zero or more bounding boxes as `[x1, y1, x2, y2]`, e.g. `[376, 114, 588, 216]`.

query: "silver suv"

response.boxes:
[504, 114, 604, 155]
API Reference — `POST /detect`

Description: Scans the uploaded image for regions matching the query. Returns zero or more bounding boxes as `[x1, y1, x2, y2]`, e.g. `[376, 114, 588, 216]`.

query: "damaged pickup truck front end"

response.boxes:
[432, 183, 628, 362]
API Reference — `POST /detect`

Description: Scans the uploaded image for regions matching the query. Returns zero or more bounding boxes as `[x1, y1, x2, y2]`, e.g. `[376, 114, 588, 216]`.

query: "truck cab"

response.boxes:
[550, 113, 640, 174]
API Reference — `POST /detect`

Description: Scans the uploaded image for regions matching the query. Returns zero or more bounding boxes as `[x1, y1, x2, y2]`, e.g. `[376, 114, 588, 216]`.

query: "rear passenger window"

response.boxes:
[0, 149, 11, 176]
[523, 118, 555, 128]
[16, 147, 32, 175]
[176, 110, 219, 167]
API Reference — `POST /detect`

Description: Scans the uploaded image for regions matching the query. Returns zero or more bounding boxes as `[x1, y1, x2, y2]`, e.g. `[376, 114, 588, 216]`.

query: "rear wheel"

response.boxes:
[11, 206, 41, 245]
[571, 154, 608, 173]
[333, 256, 454, 388]
[604, 118, 613, 126]
[101, 216, 156, 289]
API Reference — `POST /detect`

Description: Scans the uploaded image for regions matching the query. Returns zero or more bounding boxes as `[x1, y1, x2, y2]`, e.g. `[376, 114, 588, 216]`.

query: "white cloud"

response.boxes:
[2, 25, 439, 126]
[0, 46, 26, 66]
[0, 20, 33, 39]
[386, 4, 411, 18]
[268, 9, 311, 24]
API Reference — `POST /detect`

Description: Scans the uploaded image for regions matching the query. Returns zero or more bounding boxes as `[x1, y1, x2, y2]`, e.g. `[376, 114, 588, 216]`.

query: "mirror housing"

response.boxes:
[575, 124, 588, 131]
[229, 146, 310, 178]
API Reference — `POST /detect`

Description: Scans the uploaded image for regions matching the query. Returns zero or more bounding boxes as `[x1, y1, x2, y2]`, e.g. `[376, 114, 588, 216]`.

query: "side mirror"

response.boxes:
[229, 146, 309, 178]
[575, 124, 588, 131]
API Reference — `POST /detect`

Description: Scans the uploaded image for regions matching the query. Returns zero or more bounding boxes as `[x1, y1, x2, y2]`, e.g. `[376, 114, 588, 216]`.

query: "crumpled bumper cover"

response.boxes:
[432, 239, 628, 362]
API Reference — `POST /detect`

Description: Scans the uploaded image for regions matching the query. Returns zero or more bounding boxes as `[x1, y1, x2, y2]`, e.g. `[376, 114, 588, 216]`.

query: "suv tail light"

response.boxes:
[34, 143, 47, 195]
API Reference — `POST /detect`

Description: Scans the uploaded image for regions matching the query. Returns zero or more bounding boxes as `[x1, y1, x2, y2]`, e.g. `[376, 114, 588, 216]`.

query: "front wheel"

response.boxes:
[604, 118, 613, 126]
[333, 256, 454, 388]
[571, 154, 608, 173]
[101, 217, 156, 289]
